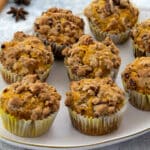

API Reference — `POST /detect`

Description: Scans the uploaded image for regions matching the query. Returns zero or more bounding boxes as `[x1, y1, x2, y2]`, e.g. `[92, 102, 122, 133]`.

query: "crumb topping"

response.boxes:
[34, 7, 84, 46]
[122, 57, 150, 94]
[132, 19, 150, 52]
[84, 0, 139, 33]
[0, 75, 61, 120]
[0, 32, 54, 76]
[62, 35, 121, 78]
[65, 77, 125, 117]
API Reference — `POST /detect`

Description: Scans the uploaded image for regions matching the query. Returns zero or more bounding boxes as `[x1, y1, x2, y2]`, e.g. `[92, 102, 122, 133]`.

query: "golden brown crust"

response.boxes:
[0, 75, 61, 120]
[34, 7, 84, 46]
[122, 57, 150, 94]
[132, 19, 150, 53]
[84, 0, 139, 33]
[0, 31, 54, 76]
[65, 77, 125, 117]
[63, 35, 121, 78]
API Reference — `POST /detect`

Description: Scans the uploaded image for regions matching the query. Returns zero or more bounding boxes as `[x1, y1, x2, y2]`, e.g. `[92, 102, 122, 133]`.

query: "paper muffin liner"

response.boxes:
[122, 80, 150, 111]
[0, 109, 57, 137]
[133, 42, 150, 57]
[0, 64, 51, 83]
[66, 66, 119, 81]
[50, 42, 67, 59]
[68, 105, 126, 135]
[89, 21, 130, 44]
[128, 90, 150, 111]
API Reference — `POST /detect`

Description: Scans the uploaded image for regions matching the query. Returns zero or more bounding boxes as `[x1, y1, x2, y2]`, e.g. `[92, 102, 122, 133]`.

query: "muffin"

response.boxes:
[0, 31, 54, 83]
[34, 7, 84, 59]
[65, 77, 126, 135]
[0, 75, 61, 137]
[122, 57, 150, 111]
[62, 35, 121, 81]
[132, 19, 150, 57]
[84, 0, 139, 44]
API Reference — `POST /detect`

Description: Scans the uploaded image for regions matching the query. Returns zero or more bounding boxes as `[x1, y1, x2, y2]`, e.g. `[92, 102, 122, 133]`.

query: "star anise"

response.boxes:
[7, 7, 28, 22]
[14, 0, 31, 5]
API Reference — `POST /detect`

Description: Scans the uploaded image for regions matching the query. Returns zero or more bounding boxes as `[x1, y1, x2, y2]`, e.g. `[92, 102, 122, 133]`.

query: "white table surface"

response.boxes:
[0, 0, 150, 150]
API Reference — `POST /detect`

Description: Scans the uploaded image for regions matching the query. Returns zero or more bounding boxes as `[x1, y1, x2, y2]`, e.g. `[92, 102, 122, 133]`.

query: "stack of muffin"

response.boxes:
[0, 0, 149, 137]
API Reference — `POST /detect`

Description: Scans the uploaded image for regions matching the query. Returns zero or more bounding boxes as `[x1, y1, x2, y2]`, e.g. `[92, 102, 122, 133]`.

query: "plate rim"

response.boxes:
[0, 128, 149, 149]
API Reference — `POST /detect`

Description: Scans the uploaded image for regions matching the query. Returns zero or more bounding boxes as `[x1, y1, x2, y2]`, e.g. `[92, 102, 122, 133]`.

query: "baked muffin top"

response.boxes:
[65, 77, 125, 117]
[122, 57, 150, 94]
[63, 35, 121, 79]
[0, 75, 61, 120]
[132, 19, 150, 52]
[84, 0, 139, 33]
[0, 32, 53, 76]
[34, 7, 84, 46]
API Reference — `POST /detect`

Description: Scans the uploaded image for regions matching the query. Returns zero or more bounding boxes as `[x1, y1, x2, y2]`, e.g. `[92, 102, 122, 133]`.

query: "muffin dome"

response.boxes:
[34, 7, 84, 58]
[66, 77, 125, 117]
[84, 0, 139, 43]
[63, 35, 121, 80]
[132, 19, 150, 57]
[0, 75, 61, 120]
[0, 32, 54, 83]
[122, 57, 150, 94]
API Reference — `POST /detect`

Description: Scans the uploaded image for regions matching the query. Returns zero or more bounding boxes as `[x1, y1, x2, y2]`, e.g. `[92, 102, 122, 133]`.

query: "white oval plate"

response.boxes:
[0, 0, 149, 150]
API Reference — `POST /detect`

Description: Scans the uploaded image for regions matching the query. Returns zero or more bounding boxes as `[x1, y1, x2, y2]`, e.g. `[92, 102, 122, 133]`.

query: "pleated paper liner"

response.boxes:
[0, 64, 52, 83]
[68, 105, 127, 136]
[0, 109, 57, 137]
[133, 42, 150, 57]
[122, 80, 150, 111]
[66, 66, 119, 81]
[51, 42, 67, 59]
[89, 21, 130, 44]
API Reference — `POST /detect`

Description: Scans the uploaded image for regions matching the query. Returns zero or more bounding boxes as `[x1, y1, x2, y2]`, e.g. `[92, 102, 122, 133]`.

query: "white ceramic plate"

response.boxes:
[0, 1, 149, 150]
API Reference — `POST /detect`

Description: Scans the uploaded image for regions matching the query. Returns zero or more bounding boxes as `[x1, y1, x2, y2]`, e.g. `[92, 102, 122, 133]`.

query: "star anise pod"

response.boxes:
[7, 7, 28, 22]
[14, 0, 31, 5]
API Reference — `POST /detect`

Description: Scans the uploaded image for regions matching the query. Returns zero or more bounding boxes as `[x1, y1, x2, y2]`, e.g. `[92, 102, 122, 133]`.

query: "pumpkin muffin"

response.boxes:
[132, 19, 150, 57]
[84, 0, 139, 44]
[122, 57, 150, 111]
[62, 35, 121, 81]
[0, 75, 61, 137]
[0, 31, 54, 83]
[65, 77, 126, 135]
[34, 7, 84, 59]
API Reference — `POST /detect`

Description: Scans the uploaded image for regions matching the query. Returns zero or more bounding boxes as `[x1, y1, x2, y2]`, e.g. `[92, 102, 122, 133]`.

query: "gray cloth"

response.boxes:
[0, 132, 149, 150]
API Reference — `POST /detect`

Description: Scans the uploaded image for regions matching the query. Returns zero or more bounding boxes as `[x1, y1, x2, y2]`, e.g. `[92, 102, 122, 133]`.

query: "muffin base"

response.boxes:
[133, 42, 150, 57]
[128, 90, 150, 111]
[122, 80, 150, 111]
[66, 66, 119, 81]
[89, 21, 130, 44]
[68, 106, 126, 136]
[0, 109, 57, 137]
[0, 64, 51, 83]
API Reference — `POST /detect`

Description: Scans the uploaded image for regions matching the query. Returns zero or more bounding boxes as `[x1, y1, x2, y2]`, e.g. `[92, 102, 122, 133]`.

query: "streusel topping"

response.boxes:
[122, 57, 150, 94]
[65, 77, 125, 117]
[34, 8, 84, 46]
[63, 35, 121, 79]
[0, 75, 61, 120]
[132, 19, 150, 52]
[0, 32, 53, 76]
[84, 0, 139, 33]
